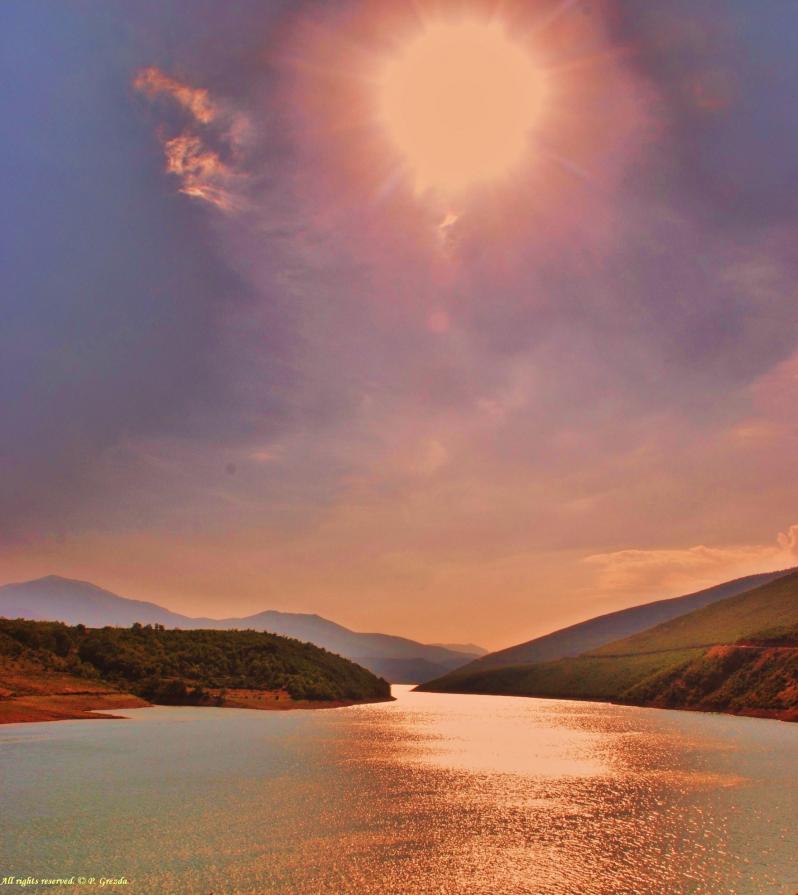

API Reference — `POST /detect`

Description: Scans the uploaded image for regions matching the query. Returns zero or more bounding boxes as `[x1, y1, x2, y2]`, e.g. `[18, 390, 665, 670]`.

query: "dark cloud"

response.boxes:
[0, 4, 282, 537]
[611, 0, 798, 226]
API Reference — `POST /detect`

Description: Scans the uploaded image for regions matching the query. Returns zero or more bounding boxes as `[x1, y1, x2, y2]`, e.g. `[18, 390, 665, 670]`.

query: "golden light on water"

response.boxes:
[4, 688, 794, 893]
[377, 21, 540, 195]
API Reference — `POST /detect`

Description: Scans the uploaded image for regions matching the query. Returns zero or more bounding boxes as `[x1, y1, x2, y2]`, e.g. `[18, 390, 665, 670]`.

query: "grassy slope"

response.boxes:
[590, 571, 798, 656]
[458, 568, 795, 675]
[0, 618, 391, 709]
[421, 649, 703, 701]
[420, 571, 798, 718]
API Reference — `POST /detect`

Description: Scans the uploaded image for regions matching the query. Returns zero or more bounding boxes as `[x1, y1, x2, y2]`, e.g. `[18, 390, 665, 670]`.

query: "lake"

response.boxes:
[1, 686, 796, 894]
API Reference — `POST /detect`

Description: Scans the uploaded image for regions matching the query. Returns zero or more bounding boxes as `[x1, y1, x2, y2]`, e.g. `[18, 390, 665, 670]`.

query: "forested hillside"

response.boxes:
[0, 618, 391, 706]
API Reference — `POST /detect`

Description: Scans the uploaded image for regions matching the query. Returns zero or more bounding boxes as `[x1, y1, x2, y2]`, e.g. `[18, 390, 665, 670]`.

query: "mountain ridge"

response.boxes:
[418, 570, 798, 722]
[441, 567, 798, 680]
[0, 576, 480, 684]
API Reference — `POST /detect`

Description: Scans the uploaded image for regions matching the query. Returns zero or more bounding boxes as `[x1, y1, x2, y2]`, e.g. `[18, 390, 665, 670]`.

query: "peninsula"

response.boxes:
[0, 618, 392, 724]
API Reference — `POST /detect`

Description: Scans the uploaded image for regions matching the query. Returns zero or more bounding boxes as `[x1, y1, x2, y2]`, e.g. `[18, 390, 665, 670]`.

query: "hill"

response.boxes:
[591, 570, 798, 656]
[0, 617, 391, 723]
[419, 571, 798, 721]
[445, 568, 796, 678]
[222, 609, 480, 682]
[0, 576, 480, 683]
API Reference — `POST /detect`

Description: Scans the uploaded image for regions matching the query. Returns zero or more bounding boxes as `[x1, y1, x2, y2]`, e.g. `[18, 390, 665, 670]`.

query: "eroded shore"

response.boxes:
[0, 684, 393, 724]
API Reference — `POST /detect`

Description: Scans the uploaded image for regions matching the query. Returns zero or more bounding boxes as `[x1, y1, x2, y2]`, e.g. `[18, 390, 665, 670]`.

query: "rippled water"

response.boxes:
[1, 686, 797, 894]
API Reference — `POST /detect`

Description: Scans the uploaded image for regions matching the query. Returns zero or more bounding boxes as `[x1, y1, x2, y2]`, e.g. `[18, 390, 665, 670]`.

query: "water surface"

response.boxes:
[1, 686, 796, 894]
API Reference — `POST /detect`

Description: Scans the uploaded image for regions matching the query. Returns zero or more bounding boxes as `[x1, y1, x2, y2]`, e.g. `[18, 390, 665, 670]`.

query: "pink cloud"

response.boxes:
[777, 523, 798, 556]
[162, 134, 236, 210]
[585, 523, 798, 595]
[133, 67, 216, 124]
[134, 67, 249, 211]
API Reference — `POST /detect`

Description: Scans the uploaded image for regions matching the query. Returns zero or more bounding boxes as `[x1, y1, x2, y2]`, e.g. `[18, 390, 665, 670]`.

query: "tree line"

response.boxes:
[0, 617, 390, 703]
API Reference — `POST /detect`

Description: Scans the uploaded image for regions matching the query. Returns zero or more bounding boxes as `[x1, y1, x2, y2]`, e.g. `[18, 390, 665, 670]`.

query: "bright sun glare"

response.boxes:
[378, 21, 539, 195]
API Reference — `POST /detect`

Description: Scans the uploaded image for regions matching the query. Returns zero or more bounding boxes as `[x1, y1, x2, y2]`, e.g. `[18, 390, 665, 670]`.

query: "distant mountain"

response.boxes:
[0, 576, 187, 628]
[359, 657, 462, 684]
[432, 642, 489, 656]
[419, 570, 798, 722]
[443, 568, 797, 678]
[0, 576, 478, 683]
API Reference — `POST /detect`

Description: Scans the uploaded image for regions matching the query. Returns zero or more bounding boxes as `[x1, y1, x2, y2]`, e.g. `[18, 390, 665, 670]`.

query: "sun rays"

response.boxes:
[377, 21, 541, 195]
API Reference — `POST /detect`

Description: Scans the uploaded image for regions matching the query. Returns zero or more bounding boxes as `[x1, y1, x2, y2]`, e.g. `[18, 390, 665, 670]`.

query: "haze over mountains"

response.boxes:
[0, 576, 481, 684]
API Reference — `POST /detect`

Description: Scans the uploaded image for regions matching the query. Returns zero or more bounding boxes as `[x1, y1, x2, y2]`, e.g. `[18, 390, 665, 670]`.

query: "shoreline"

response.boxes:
[0, 689, 395, 726]
[0, 692, 151, 725]
[413, 686, 798, 723]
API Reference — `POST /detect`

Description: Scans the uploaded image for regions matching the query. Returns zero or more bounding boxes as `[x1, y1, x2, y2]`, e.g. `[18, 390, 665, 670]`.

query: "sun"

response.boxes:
[377, 20, 540, 196]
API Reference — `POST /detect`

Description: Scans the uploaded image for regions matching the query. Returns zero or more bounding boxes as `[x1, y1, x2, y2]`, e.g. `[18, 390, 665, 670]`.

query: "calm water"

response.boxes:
[1, 686, 796, 894]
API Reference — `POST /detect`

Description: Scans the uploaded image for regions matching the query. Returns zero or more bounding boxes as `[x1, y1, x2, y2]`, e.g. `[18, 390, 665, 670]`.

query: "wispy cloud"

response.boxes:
[162, 134, 236, 210]
[134, 67, 249, 211]
[778, 524, 798, 555]
[585, 524, 798, 596]
[133, 66, 216, 124]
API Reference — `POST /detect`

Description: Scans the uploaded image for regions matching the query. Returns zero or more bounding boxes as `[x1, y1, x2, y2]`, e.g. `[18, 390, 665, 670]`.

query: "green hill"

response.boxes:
[0, 618, 391, 707]
[591, 570, 798, 656]
[418, 647, 704, 702]
[419, 571, 798, 720]
[430, 568, 795, 681]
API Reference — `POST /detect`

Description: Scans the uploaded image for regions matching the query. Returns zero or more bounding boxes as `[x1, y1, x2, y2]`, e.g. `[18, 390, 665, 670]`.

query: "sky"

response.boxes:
[1, 0, 797, 650]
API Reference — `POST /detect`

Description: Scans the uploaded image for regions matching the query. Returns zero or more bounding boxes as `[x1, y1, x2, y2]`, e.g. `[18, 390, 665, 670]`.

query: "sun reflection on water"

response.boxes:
[1, 686, 796, 894]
